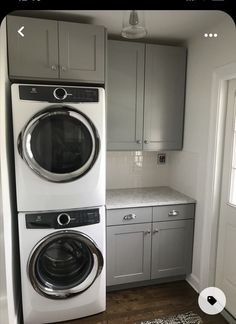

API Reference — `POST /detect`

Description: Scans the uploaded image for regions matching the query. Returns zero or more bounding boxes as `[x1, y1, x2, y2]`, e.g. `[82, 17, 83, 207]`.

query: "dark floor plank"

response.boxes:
[59, 281, 228, 324]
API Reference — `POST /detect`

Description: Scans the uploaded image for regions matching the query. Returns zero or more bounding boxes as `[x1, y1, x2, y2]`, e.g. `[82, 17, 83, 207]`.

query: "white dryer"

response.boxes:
[11, 83, 105, 212]
[18, 206, 106, 324]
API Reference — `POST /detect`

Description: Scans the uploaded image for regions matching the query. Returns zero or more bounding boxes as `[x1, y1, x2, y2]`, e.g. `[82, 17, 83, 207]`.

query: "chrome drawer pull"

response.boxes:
[153, 228, 159, 233]
[168, 210, 179, 216]
[123, 213, 136, 220]
[144, 230, 151, 235]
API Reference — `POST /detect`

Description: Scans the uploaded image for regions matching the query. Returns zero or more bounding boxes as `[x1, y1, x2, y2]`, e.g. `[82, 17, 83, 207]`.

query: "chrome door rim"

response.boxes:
[27, 230, 104, 299]
[18, 106, 100, 183]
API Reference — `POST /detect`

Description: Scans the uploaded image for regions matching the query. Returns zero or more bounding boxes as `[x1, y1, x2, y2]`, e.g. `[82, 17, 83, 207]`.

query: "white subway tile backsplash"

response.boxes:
[106, 151, 169, 189]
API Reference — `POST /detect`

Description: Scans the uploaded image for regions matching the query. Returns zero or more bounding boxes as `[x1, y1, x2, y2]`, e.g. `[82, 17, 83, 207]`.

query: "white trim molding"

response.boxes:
[221, 309, 236, 324]
[186, 273, 200, 293]
[200, 61, 236, 291]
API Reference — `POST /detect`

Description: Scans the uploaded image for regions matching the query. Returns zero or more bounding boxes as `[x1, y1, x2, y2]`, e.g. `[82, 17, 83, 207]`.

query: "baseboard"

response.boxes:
[221, 309, 236, 324]
[107, 275, 186, 292]
[185, 274, 200, 293]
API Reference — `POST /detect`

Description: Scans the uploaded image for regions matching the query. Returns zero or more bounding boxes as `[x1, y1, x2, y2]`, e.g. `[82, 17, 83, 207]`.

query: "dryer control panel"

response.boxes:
[19, 85, 99, 103]
[26, 208, 100, 229]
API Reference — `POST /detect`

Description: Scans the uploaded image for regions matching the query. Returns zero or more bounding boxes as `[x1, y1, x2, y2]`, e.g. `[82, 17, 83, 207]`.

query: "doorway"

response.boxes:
[215, 79, 236, 319]
[200, 63, 236, 324]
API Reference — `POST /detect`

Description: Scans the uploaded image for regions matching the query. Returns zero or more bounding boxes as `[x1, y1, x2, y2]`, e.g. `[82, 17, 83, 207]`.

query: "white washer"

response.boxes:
[18, 206, 106, 324]
[11, 83, 105, 212]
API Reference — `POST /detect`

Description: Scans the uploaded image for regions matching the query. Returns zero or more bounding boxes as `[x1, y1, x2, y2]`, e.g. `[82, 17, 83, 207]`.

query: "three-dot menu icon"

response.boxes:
[204, 33, 218, 38]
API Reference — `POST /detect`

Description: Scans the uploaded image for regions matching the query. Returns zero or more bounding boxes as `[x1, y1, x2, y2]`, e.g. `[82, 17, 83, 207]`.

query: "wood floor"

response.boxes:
[59, 281, 229, 324]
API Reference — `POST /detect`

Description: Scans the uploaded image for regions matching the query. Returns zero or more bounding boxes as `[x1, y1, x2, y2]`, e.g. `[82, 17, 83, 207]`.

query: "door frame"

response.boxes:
[200, 61, 236, 292]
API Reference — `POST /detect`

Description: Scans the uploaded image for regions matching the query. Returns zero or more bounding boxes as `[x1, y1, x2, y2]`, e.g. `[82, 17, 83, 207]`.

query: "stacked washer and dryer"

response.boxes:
[11, 84, 106, 324]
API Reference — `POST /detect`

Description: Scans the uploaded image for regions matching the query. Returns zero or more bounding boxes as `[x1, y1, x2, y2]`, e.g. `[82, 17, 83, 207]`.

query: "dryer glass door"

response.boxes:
[28, 231, 103, 299]
[18, 107, 99, 182]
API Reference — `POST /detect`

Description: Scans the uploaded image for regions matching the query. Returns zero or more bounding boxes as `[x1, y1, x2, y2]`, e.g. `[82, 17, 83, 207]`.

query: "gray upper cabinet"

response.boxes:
[7, 16, 105, 83]
[107, 40, 145, 150]
[107, 40, 186, 151]
[58, 21, 105, 82]
[143, 45, 186, 151]
[7, 16, 59, 79]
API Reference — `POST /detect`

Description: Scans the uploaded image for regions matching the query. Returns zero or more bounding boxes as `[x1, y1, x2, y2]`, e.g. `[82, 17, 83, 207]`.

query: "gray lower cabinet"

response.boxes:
[106, 223, 152, 286]
[7, 15, 105, 83]
[107, 40, 186, 151]
[106, 204, 194, 287]
[151, 220, 194, 279]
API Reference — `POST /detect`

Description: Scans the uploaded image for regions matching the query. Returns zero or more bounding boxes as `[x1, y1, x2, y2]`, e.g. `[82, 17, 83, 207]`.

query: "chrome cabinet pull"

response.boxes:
[145, 230, 151, 235]
[61, 66, 67, 71]
[168, 210, 179, 216]
[136, 140, 141, 144]
[51, 65, 57, 70]
[144, 140, 149, 144]
[123, 213, 136, 220]
[153, 228, 159, 233]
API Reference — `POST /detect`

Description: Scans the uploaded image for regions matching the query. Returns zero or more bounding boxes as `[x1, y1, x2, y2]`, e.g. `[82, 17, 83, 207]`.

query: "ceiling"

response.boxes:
[13, 10, 228, 45]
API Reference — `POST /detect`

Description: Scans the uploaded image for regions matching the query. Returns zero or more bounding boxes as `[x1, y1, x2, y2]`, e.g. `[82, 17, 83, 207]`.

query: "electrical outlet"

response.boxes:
[157, 153, 166, 165]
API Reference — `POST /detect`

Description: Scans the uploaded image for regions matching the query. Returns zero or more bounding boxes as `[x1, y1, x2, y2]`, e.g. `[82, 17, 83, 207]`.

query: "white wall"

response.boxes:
[168, 14, 236, 291]
[107, 151, 169, 189]
[0, 18, 21, 324]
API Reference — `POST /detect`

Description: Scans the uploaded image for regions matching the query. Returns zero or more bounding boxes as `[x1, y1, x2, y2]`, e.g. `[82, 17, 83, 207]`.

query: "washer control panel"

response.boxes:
[26, 209, 100, 229]
[57, 213, 71, 226]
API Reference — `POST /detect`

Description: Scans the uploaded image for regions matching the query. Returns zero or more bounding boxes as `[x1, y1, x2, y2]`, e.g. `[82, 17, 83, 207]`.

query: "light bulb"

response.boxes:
[121, 10, 147, 39]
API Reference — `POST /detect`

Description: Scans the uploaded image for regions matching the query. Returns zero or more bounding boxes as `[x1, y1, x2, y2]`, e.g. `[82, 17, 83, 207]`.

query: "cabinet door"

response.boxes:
[7, 16, 59, 79]
[143, 44, 186, 150]
[58, 21, 105, 83]
[107, 223, 151, 286]
[151, 220, 193, 279]
[107, 40, 145, 150]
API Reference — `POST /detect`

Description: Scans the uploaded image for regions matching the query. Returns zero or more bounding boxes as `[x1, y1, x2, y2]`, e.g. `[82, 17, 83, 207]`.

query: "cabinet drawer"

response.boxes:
[106, 207, 152, 226]
[153, 204, 195, 222]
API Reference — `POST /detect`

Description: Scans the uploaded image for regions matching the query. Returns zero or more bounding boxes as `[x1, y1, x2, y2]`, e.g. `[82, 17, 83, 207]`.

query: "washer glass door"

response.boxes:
[19, 107, 99, 182]
[28, 231, 103, 299]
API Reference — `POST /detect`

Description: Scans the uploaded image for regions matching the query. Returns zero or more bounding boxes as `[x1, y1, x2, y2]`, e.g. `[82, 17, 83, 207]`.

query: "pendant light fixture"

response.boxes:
[121, 10, 147, 39]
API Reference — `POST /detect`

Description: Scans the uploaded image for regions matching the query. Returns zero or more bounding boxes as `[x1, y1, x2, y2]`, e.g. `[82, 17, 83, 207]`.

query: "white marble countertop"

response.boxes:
[106, 186, 196, 209]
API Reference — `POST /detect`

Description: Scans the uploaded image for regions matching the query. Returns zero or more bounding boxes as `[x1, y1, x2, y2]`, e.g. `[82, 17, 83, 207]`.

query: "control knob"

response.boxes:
[53, 87, 67, 100]
[57, 213, 71, 226]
